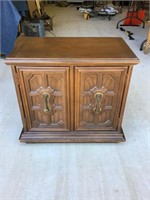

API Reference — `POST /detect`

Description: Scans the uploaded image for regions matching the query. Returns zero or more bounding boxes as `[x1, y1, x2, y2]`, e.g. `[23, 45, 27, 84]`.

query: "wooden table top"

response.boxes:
[6, 37, 139, 65]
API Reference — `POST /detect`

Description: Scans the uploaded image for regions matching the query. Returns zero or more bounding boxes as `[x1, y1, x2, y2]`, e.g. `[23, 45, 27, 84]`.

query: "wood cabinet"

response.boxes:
[5, 37, 139, 142]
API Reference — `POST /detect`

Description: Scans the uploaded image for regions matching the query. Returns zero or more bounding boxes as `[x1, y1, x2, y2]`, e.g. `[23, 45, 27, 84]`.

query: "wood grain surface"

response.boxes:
[5, 37, 139, 65]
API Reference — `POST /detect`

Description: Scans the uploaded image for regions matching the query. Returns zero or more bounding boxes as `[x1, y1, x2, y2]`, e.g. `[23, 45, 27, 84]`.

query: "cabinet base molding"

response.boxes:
[19, 129, 126, 143]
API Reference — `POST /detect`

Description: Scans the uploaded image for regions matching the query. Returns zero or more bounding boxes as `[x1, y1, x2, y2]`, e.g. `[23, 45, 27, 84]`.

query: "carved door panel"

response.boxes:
[75, 67, 127, 131]
[18, 67, 70, 131]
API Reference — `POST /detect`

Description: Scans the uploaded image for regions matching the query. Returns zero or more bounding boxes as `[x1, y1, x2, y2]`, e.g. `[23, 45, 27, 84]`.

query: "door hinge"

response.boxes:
[123, 70, 129, 88]
[124, 75, 128, 86]
[23, 117, 27, 131]
[14, 69, 20, 85]
[117, 117, 121, 129]
[125, 67, 130, 84]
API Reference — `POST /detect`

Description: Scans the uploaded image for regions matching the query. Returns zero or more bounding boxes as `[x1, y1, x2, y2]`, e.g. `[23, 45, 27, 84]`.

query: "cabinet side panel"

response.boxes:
[11, 66, 27, 131]
[117, 65, 134, 130]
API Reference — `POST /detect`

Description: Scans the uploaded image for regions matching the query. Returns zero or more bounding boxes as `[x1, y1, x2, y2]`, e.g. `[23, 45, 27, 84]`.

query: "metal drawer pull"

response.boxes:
[93, 92, 103, 114]
[42, 93, 51, 113]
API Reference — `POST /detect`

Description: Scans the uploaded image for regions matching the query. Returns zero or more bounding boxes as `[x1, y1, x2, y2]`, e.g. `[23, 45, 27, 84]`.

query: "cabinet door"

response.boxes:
[18, 67, 70, 131]
[75, 67, 127, 131]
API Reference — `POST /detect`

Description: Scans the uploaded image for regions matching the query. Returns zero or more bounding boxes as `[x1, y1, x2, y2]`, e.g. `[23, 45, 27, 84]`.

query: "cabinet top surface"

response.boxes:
[6, 37, 139, 64]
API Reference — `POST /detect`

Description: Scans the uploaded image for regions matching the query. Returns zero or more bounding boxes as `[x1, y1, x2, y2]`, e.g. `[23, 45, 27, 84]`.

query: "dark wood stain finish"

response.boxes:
[5, 37, 139, 143]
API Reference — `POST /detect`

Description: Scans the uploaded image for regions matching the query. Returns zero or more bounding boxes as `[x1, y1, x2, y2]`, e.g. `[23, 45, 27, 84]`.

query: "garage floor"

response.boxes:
[0, 4, 150, 200]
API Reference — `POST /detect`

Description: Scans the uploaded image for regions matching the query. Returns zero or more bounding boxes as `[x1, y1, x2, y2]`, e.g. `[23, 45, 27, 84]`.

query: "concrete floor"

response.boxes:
[0, 4, 150, 200]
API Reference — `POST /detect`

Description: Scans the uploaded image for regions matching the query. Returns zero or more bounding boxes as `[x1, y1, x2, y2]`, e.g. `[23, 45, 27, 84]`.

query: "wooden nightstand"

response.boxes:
[5, 37, 139, 143]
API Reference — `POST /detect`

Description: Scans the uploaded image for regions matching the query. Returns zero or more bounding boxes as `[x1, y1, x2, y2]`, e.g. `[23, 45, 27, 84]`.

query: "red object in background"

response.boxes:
[123, 10, 145, 26]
